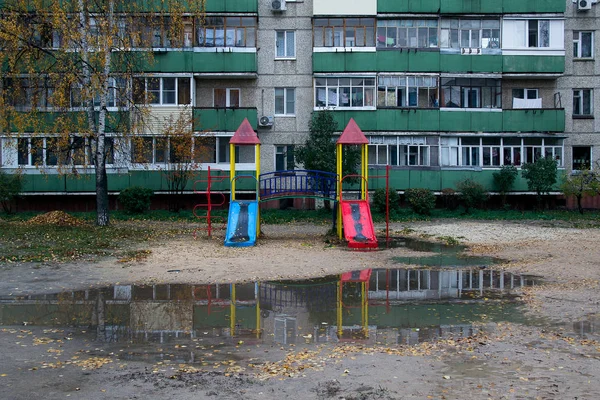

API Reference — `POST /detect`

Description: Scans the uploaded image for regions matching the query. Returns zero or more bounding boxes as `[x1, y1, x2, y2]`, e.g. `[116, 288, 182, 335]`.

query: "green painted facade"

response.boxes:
[20, 170, 256, 193]
[377, 0, 565, 13]
[18, 167, 563, 194]
[194, 108, 258, 132]
[330, 109, 565, 133]
[314, 52, 564, 75]
[140, 51, 257, 74]
[9, 111, 129, 133]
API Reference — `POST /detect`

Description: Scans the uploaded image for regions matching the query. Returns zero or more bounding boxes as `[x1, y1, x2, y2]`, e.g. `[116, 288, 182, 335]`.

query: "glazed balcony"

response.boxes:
[378, 0, 565, 14]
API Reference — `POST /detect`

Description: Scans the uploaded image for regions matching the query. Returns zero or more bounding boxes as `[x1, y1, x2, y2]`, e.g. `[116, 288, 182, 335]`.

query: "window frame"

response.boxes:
[573, 88, 593, 117]
[313, 18, 376, 48]
[213, 88, 241, 108]
[275, 87, 296, 116]
[275, 30, 296, 59]
[573, 31, 594, 59]
[133, 76, 192, 106]
[315, 77, 377, 109]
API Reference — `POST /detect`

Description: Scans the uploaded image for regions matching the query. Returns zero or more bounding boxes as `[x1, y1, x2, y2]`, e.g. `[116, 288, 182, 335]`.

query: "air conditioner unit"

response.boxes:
[578, 0, 592, 11]
[271, 0, 286, 12]
[258, 116, 274, 128]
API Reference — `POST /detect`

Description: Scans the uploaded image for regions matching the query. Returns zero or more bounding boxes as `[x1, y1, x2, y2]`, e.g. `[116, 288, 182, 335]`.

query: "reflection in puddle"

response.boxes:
[391, 237, 503, 267]
[0, 268, 540, 352]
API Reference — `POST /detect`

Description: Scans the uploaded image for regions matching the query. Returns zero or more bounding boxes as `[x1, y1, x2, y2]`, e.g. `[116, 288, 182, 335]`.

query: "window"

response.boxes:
[313, 18, 375, 47]
[527, 19, 549, 48]
[275, 145, 295, 171]
[276, 31, 295, 58]
[573, 89, 593, 116]
[133, 77, 191, 105]
[17, 136, 112, 166]
[197, 17, 257, 47]
[377, 76, 438, 108]
[213, 88, 240, 107]
[512, 88, 540, 108]
[440, 19, 500, 49]
[512, 89, 539, 100]
[315, 78, 376, 108]
[574, 31, 593, 59]
[368, 137, 430, 167]
[376, 20, 438, 48]
[573, 146, 592, 170]
[440, 137, 564, 168]
[275, 88, 295, 115]
[441, 78, 501, 109]
[5, 78, 54, 110]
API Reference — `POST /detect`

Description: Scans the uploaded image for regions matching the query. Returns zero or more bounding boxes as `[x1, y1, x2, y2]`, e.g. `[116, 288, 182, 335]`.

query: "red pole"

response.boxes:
[385, 165, 390, 247]
[207, 166, 212, 238]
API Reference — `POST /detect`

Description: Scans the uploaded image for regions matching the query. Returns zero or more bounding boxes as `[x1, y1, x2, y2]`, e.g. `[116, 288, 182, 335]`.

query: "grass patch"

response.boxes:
[0, 221, 157, 263]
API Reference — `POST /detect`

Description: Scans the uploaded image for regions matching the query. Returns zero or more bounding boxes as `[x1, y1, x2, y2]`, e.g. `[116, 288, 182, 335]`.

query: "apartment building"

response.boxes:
[2, 0, 598, 206]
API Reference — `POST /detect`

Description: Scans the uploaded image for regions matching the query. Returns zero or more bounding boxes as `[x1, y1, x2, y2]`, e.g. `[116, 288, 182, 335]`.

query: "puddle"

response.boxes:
[572, 315, 600, 339]
[0, 268, 541, 356]
[389, 237, 503, 267]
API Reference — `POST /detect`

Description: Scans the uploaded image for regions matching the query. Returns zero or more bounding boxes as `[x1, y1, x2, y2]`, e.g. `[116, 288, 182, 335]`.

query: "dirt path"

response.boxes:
[1, 219, 600, 399]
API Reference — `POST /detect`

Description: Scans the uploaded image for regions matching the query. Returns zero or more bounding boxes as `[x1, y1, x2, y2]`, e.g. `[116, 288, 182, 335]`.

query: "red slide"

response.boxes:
[340, 200, 378, 249]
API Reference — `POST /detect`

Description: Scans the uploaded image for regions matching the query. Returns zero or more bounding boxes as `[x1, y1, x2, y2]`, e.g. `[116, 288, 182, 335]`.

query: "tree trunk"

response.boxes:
[95, 291, 106, 342]
[577, 194, 584, 215]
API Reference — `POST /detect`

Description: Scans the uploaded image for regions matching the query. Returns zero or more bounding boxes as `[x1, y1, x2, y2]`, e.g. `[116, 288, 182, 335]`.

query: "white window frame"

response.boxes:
[440, 137, 564, 168]
[134, 76, 192, 106]
[527, 19, 550, 48]
[275, 30, 296, 59]
[314, 77, 377, 110]
[573, 89, 593, 116]
[512, 88, 539, 99]
[275, 88, 295, 116]
[213, 88, 241, 107]
[574, 31, 594, 59]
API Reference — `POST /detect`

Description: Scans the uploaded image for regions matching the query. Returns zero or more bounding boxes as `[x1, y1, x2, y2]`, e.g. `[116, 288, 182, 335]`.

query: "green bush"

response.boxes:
[522, 156, 558, 208]
[456, 179, 488, 213]
[0, 171, 24, 213]
[118, 186, 154, 214]
[441, 188, 459, 210]
[493, 165, 518, 207]
[404, 188, 436, 215]
[372, 187, 400, 214]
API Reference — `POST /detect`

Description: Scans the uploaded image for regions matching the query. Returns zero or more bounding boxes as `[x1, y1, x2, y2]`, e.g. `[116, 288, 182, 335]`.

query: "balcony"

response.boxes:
[8, 111, 129, 133]
[132, 0, 257, 13]
[328, 108, 564, 133]
[378, 0, 565, 13]
[314, 51, 563, 75]
[193, 107, 258, 132]
[140, 51, 257, 75]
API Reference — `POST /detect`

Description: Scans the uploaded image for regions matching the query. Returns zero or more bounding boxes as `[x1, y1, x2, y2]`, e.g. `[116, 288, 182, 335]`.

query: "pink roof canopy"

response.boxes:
[336, 118, 368, 145]
[230, 118, 261, 145]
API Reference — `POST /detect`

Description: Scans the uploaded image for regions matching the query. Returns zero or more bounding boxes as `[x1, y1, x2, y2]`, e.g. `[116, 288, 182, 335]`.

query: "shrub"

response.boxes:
[0, 171, 24, 213]
[521, 156, 558, 208]
[118, 186, 154, 214]
[404, 188, 436, 215]
[492, 165, 518, 207]
[441, 188, 459, 210]
[456, 179, 488, 213]
[372, 187, 400, 214]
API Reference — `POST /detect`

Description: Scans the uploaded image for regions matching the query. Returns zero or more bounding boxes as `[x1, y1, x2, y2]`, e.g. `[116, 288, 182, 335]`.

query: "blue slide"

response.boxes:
[224, 201, 258, 247]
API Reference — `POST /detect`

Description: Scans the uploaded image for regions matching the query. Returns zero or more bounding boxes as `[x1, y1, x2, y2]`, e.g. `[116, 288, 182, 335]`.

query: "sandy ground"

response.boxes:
[1, 219, 600, 399]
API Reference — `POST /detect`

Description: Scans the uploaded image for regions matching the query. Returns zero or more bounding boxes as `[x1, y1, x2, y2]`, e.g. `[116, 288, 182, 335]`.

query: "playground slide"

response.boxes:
[224, 200, 258, 247]
[340, 200, 378, 249]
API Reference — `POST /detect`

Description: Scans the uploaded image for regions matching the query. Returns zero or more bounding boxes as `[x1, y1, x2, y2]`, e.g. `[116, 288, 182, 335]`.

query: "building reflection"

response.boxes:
[0, 268, 536, 345]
